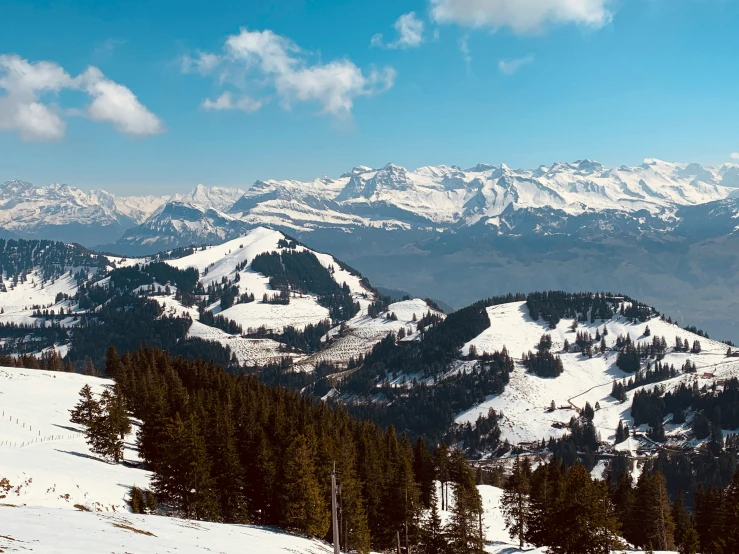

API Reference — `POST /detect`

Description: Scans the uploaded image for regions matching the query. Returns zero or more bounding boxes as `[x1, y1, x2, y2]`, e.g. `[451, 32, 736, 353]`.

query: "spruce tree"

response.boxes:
[150, 413, 219, 520]
[547, 464, 623, 554]
[501, 456, 530, 549]
[86, 389, 126, 463]
[69, 384, 100, 426]
[420, 486, 445, 554]
[446, 449, 484, 554]
[280, 434, 330, 538]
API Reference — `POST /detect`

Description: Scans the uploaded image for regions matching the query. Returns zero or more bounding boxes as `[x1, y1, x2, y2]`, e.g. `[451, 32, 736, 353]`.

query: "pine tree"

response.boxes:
[501, 457, 530, 549]
[446, 449, 484, 554]
[151, 413, 219, 520]
[547, 464, 623, 554]
[69, 384, 100, 426]
[280, 434, 330, 538]
[420, 486, 445, 554]
[634, 471, 675, 551]
[526, 459, 563, 547]
[414, 437, 436, 508]
[434, 441, 450, 511]
[130, 486, 145, 513]
[84, 387, 130, 463]
[678, 527, 700, 554]
[672, 491, 692, 549]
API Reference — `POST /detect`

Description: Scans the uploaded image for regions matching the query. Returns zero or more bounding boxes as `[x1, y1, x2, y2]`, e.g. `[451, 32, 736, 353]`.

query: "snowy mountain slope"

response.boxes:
[0, 180, 244, 248]
[163, 227, 375, 335]
[0, 228, 392, 369]
[454, 300, 739, 447]
[298, 298, 444, 371]
[107, 159, 739, 254]
[0, 367, 151, 512]
[0, 366, 337, 554]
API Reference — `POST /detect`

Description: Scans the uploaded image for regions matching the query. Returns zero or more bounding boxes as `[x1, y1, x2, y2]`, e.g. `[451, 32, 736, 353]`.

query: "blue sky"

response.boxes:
[1, 0, 738, 194]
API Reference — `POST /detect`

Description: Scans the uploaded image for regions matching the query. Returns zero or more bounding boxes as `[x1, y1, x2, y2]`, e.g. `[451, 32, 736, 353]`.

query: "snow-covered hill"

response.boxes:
[454, 300, 739, 450]
[0, 227, 436, 370]
[0, 366, 338, 553]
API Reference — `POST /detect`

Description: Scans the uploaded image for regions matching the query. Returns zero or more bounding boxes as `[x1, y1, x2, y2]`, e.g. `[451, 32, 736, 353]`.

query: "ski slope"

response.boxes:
[455, 301, 739, 446]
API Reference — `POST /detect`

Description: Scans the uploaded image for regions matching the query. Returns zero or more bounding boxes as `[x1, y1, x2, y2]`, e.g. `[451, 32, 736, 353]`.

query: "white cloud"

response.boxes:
[731, 152, 739, 161]
[0, 54, 163, 141]
[459, 34, 472, 73]
[77, 67, 163, 136]
[186, 28, 396, 119]
[499, 54, 535, 74]
[371, 12, 425, 49]
[202, 91, 265, 113]
[430, 0, 613, 34]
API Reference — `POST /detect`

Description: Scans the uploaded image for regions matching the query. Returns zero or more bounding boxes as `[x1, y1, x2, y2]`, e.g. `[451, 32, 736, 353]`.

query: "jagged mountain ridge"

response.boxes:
[106, 158, 739, 253]
[0, 180, 245, 247]
[5, 158, 739, 251]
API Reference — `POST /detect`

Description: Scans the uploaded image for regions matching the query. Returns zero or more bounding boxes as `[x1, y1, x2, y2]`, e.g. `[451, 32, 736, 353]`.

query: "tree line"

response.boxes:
[97, 345, 488, 553]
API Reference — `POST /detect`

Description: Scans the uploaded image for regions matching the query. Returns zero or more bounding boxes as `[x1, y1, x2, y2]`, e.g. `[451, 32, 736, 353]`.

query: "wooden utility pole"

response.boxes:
[331, 462, 340, 554]
[404, 487, 409, 554]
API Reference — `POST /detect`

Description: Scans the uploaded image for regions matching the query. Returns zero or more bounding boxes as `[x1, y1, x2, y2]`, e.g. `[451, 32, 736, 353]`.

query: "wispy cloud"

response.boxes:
[498, 54, 535, 75]
[93, 38, 127, 58]
[202, 91, 265, 113]
[371, 12, 425, 49]
[430, 0, 613, 34]
[0, 54, 163, 141]
[458, 34, 472, 74]
[182, 28, 396, 119]
[731, 152, 739, 161]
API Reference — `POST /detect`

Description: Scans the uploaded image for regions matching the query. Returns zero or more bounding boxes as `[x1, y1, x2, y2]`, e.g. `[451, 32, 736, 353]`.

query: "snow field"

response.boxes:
[456, 301, 739, 446]
[0, 368, 151, 512]
[298, 299, 442, 370]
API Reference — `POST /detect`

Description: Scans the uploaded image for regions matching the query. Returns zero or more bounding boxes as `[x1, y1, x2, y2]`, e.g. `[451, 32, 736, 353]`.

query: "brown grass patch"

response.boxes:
[111, 523, 156, 536]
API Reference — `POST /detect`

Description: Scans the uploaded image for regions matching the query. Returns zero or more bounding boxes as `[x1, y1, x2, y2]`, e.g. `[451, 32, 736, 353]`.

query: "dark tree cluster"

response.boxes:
[345, 346, 513, 445]
[109, 345, 483, 553]
[251, 250, 359, 321]
[199, 311, 244, 335]
[521, 350, 564, 378]
[501, 457, 623, 553]
[631, 378, 739, 432]
[526, 291, 621, 327]
[611, 360, 680, 401]
[0, 239, 105, 283]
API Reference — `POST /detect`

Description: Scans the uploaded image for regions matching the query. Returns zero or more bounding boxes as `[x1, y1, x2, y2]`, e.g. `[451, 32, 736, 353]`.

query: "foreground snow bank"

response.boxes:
[0, 505, 334, 554]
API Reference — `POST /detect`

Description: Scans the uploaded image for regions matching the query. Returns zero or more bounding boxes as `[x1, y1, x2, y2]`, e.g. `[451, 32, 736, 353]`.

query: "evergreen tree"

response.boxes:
[280, 434, 330, 538]
[85, 389, 128, 463]
[151, 413, 219, 520]
[547, 464, 623, 554]
[501, 457, 530, 549]
[414, 437, 436, 508]
[69, 384, 100, 426]
[633, 471, 675, 551]
[420, 486, 446, 554]
[130, 486, 145, 513]
[446, 449, 484, 554]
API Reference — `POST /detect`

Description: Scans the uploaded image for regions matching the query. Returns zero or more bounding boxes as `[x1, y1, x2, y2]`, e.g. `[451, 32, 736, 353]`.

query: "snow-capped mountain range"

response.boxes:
[3, 158, 739, 251]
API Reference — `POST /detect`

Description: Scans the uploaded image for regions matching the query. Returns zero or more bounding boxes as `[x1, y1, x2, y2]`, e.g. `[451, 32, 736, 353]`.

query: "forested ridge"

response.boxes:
[71, 346, 489, 554]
